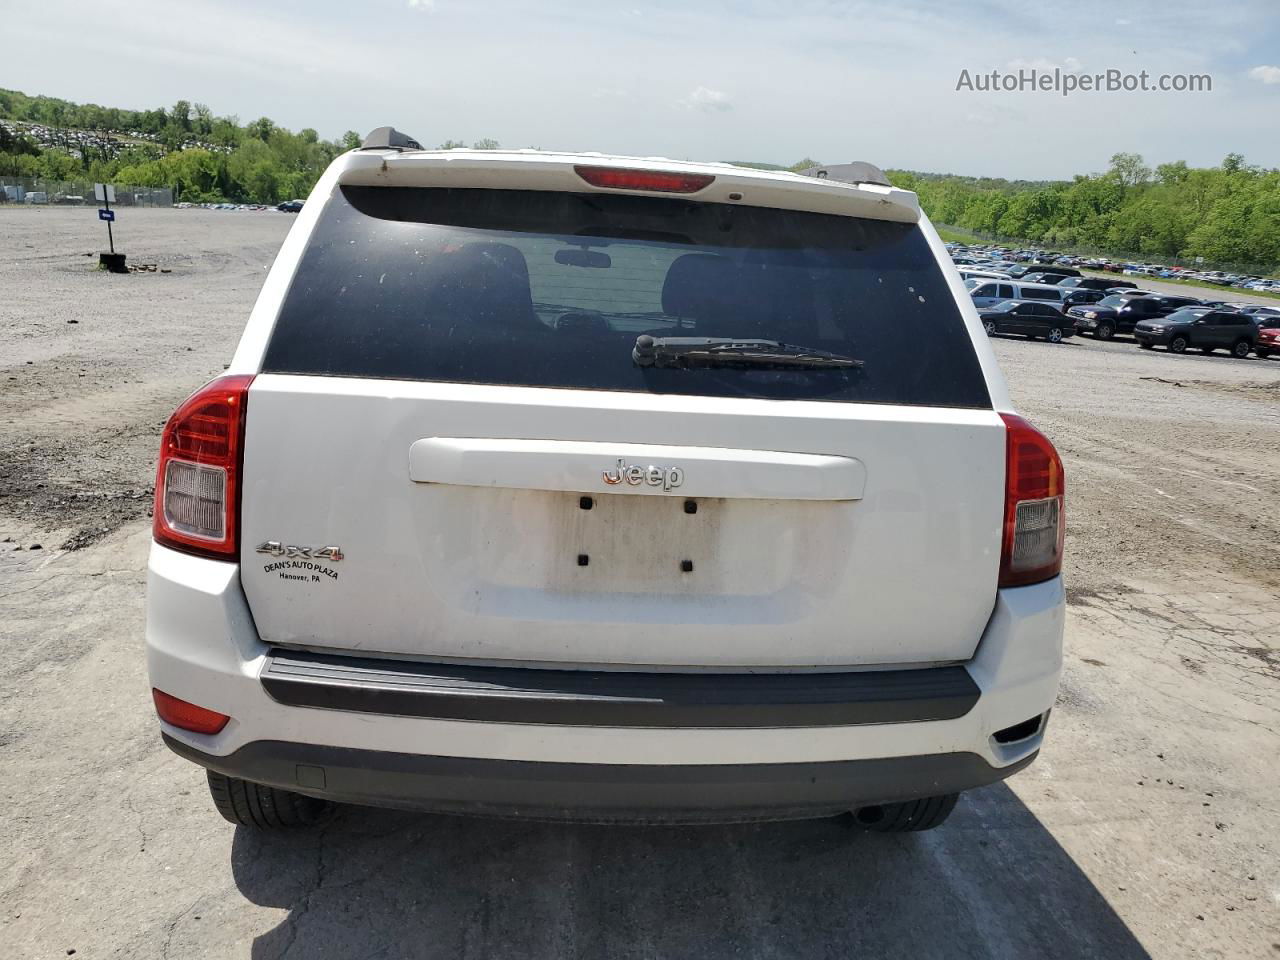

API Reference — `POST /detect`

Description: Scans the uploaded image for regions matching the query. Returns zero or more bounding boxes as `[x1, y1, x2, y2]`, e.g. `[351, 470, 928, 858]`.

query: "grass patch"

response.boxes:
[934, 226, 972, 245]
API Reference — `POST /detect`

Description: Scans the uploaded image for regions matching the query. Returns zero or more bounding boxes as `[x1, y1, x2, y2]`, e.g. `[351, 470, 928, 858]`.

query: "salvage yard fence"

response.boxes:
[0, 176, 173, 208]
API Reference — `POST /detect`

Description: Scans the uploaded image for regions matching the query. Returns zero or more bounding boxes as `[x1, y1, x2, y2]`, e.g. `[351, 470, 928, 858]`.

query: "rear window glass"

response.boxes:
[262, 185, 990, 408]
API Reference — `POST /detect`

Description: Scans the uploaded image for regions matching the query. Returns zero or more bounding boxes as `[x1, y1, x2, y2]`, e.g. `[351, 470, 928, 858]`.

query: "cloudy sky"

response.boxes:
[6, 0, 1279, 179]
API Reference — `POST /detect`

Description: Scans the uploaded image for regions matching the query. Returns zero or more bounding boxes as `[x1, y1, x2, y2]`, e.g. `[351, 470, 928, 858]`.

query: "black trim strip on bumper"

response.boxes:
[260, 649, 980, 728]
[164, 735, 1037, 822]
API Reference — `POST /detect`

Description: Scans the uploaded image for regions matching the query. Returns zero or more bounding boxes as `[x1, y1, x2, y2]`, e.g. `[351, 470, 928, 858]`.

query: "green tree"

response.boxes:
[245, 117, 276, 142]
[1108, 152, 1151, 189]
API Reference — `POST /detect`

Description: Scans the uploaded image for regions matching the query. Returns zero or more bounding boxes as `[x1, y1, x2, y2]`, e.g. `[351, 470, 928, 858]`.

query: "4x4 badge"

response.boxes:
[255, 542, 344, 562]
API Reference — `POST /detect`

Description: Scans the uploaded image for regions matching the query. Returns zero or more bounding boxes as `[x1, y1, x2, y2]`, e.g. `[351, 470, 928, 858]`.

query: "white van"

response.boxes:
[967, 279, 1066, 309]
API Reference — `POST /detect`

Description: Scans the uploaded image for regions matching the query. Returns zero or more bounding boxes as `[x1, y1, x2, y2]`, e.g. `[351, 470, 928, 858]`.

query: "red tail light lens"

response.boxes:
[153, 374, 254, 560]
[574, 165, 715, 194]
[999, 413, 1065, 587]
[152, 688, 231, 734]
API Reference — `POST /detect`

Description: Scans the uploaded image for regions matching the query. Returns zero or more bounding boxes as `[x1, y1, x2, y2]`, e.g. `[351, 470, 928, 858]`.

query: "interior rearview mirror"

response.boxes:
[555, 249, 611, 268]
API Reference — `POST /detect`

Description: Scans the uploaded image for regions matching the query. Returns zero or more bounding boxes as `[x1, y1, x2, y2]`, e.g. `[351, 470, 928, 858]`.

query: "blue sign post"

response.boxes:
[94, 183, 126, 272]
[94, 183, 116, 254]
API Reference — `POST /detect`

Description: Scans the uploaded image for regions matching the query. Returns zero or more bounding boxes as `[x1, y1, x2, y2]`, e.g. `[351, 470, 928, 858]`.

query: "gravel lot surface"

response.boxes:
[2, 208, 1278, 959]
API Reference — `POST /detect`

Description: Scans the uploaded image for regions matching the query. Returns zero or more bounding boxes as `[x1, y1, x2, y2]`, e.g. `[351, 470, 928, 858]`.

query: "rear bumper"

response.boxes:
[146, 543, 1063, 818]
[164, 733, 1037, 822]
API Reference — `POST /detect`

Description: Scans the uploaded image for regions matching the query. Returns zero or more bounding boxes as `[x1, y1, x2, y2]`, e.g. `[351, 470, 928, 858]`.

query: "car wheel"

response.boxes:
[1047, 327, 1063, 343]
[206, 771, 334, 829]
[852, 793, 960, 833]
[1169, 335, 1188, 354]
[1232, 339, 1252, 358]
[983, 321, 997, 335]
[1096, 322, 1115, 340]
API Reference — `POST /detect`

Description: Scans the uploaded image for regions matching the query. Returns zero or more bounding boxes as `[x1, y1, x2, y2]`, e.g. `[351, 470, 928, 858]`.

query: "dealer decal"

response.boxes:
[255, 542, 343, 584]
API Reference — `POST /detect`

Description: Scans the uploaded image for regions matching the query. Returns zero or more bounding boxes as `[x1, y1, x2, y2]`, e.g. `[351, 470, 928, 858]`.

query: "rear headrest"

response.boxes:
[661, 254, 739, 319]
[425, 242, 541, 332]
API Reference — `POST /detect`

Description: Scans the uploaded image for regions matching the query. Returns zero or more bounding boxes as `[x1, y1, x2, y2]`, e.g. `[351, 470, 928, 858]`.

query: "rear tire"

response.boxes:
[1096, 322, 1115, 340]
[853, 793, 960, 833]
[1169, 335, 1188, 354]
[984, 320, 997, 336]
[207, 771, 334, 829]
[1047, 327, 1063, 343]
[1232, 339, 1252, 358]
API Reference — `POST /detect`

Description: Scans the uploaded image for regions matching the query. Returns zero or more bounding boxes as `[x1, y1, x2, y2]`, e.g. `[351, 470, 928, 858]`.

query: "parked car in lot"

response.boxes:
[1008, 263, 1080, 281]
[1069, 294, 1153, 339]
[1070, 294, 1203, 340]
[1020, 272, 1074, 286]
[145, 136, 1064, 831]
[1238, 305, 1280, 322]
[958, 268, 1013, 282]
[1059, 276, 1134, 291]
[977, 300, 1075, 342]
[276, 199, 305, 212]
[1133, 308, 1258, 356]
[1256, 325, 1280, 359]
[1061, 288, 1107, 311]
[967, 279, 1066, 309]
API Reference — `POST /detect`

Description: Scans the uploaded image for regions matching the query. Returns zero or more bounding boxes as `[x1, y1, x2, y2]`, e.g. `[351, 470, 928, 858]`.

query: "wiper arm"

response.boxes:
[632, 335, 863, 370]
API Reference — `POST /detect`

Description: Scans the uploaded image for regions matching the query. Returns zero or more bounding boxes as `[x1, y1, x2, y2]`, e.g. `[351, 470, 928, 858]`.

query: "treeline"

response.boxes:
[0, 88, 504, 204]
[887, 153, 1280, 274]
[4, 88, 1276, 272]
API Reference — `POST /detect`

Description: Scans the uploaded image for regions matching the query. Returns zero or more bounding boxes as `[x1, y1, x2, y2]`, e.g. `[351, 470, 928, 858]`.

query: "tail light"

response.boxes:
[574, 165, 715, 194]
[153, 374, 254, 560]
[999, 413, 1065, 587]
[152, 689, 231, 734]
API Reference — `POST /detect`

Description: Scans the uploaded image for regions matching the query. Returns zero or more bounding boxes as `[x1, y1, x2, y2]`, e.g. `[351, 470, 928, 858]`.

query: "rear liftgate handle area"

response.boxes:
[407, 437, 867, 573]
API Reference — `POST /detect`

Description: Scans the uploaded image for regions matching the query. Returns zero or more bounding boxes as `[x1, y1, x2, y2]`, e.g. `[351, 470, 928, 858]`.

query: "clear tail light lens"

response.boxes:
[153, 374, 254, 560]
[999, 413, 1065, 587]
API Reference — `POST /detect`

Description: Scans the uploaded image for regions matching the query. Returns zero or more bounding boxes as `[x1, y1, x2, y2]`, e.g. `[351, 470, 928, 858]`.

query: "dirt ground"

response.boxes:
[1, 208, 1278, 959]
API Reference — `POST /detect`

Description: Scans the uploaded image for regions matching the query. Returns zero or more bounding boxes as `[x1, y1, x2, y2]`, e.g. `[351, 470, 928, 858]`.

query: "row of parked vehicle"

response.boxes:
[948, 244, 1280, 360]
[172, 200, 304, 212]
[952, 245, 1279, 293]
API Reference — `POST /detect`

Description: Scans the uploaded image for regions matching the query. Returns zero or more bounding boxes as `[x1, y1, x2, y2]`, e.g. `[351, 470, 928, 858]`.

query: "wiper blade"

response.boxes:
[632, 335, 863, 370]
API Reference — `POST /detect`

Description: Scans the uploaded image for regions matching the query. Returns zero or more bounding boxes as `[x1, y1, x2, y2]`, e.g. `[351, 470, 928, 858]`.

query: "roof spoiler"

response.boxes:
[359, 127, 423, 151]
[796, 162, 892, 187]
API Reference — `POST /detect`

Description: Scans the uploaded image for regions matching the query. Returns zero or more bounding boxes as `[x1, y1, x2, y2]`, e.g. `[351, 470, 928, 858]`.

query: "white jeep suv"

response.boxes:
[146, 128, 1064, 831]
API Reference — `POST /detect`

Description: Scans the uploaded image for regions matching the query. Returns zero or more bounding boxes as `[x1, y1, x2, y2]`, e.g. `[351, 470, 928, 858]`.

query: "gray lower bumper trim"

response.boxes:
[163, 734, 1036, 823]
[260, 649, 980, 728]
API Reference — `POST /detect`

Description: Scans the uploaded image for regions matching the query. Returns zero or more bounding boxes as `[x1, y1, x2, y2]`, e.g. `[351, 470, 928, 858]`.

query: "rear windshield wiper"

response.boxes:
[632, 335, 863, 370]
